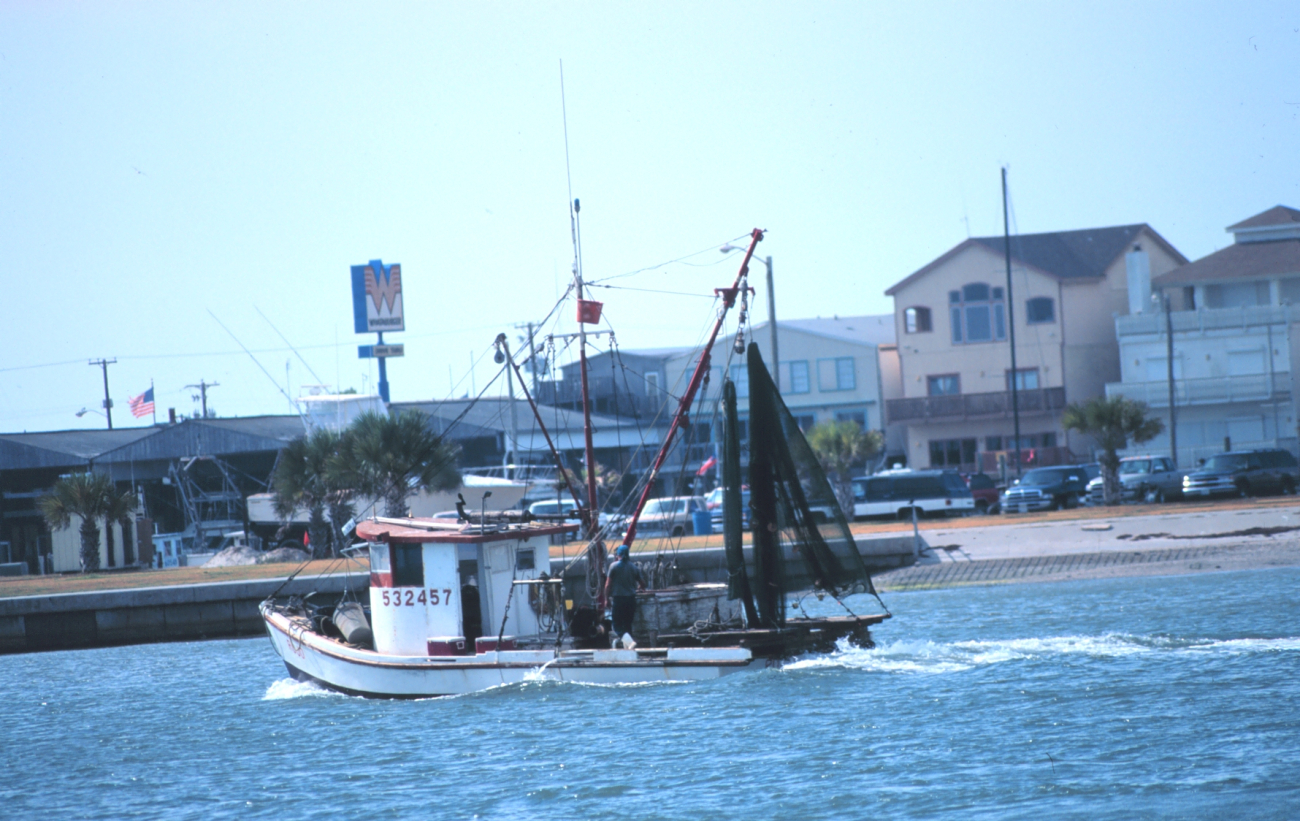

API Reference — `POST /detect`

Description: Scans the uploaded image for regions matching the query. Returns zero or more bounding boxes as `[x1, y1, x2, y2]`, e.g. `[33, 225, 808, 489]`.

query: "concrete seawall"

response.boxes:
[0, 572, 369, 654]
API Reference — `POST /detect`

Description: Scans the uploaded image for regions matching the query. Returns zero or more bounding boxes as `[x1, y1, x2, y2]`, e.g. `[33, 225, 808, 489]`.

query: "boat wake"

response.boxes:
[783, 634, 1300, 675]
[262, 677, 343, 701]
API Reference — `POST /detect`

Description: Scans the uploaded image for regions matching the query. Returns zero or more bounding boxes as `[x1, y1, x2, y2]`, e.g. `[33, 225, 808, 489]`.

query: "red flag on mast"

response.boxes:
[577, 300, 603, 324]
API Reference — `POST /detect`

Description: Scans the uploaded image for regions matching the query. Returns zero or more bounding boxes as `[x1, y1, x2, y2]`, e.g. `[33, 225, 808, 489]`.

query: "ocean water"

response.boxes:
[2, 569, 1298, 820]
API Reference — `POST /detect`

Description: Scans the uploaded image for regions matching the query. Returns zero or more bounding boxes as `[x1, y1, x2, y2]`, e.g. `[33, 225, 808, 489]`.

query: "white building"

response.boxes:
[1107, 206, 1300, 466]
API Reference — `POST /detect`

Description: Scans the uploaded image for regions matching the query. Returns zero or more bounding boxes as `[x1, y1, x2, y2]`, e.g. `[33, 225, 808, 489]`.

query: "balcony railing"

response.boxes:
[1115, 305, 1290, 337]
[887, 387, 1067, 423]
[1105, 373, 1290, 408]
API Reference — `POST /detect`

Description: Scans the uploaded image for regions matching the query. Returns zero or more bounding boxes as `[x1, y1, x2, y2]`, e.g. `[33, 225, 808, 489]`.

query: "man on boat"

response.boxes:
[604, 544, 645, 646]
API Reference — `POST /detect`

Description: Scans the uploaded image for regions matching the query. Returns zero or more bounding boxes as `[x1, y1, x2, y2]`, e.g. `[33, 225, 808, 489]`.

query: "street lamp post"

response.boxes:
[721, 247, 779, 391]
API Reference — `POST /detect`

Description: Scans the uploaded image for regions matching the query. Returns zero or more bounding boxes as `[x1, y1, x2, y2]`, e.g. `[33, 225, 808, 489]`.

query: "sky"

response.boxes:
[1, 1, 1297, 433]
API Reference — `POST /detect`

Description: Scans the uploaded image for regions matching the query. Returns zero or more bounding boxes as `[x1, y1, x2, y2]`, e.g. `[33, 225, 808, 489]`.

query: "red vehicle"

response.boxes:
[962, 472, 1000, 514]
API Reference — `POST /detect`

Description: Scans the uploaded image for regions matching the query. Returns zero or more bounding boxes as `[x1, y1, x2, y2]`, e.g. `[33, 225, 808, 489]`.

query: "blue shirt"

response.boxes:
[606, 558, 643, 597]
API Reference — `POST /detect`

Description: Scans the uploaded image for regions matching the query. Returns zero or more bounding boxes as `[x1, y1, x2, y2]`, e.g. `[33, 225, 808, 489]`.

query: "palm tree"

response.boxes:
[806, 420, 883, 518]
[342, 411, 461, 518]
[1062, 395, 1164, 506]
[271, 428, 351, 558]
[38, 472, 136, 572]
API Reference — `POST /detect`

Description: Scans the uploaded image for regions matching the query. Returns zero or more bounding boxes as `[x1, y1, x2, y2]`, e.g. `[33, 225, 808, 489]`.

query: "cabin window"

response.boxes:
[904, 306, 932, 333]
[927, 374, 960, 396]
[515, 548, 535, 571]
[949, 284, 1006, 344]
[1205, 281, 1269, 308]
[392, 544, 424, 587]
[1005, 368, 1039, 391]
[1026, 297, 1055, 324]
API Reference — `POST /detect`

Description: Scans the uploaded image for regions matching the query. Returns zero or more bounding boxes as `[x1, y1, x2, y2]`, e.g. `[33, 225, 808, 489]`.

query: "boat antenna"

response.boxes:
[560, 59, 605, 608]
[255, 305, 326, 387]
[207, 309, 308, 422]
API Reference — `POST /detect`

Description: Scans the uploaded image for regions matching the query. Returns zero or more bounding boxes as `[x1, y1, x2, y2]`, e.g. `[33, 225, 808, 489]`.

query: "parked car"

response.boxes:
[851, 470, 975, 520]
[1001, 465, 1093, 513]
[962, 472, 1000, 514]
[706, 486, 751, 530]
[628, 495, 709, 539]
[527, 498, 624, 536]
[1182, 449, 1300, 498]
[1086, 456, 1186, 504]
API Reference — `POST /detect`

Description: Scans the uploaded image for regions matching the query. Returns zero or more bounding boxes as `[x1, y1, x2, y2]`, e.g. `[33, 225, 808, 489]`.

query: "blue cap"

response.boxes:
[616, 545, 630, 558]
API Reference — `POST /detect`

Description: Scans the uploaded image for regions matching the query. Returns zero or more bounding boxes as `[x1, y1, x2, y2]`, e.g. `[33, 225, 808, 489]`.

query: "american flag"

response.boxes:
[128, 387, 155, 419]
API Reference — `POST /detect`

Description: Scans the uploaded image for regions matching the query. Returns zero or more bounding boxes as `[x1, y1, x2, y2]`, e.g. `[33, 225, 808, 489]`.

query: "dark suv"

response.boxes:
[1001, 465, 1095, 513]
[1182, 449, 1300, 498]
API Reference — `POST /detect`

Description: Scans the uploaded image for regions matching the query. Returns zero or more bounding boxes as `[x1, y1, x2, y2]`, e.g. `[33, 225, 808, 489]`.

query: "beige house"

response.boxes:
[884, 225, 1186, 474]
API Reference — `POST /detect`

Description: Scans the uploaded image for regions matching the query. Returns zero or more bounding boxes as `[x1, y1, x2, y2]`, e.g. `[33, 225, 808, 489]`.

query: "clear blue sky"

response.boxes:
[2, 2, 1296, 432]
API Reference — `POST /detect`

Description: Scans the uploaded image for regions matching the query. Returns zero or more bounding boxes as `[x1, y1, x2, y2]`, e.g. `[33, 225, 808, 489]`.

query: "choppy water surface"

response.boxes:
[3, 569, 1299, 820]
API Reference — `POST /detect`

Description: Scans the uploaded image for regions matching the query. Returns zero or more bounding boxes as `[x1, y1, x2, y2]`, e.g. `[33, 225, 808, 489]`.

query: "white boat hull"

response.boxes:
[262, 605, 765, 698]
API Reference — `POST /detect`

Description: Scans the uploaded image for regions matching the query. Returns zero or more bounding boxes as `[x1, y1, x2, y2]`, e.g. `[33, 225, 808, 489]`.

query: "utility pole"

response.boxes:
[763, 256, 779, 392]
[1162, 292, 1177, 467]
[89, 358, 116, 429]
[186, 380, 218, 418]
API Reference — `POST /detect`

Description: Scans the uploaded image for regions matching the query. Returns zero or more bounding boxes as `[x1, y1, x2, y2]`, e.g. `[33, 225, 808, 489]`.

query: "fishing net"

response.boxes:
[744, 343, 878, 627]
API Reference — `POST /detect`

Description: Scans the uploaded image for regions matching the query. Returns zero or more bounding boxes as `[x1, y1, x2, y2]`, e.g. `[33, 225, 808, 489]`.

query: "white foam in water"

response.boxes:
[263, 677, 340, 700]
[783, 632, 1300, 676]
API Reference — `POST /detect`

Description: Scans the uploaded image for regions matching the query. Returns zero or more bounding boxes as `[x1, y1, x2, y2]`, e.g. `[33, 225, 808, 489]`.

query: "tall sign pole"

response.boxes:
[351, 259, 405, 403]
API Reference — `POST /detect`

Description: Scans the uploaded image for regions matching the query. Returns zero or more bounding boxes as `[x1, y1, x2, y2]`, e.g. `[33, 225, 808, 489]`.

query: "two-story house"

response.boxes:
[885, 224, 1187, 474]
[1108, 206, 1300, 465]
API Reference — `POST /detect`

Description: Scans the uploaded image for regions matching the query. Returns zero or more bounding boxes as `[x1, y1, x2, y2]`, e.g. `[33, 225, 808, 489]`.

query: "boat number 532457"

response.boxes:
[380, 589, 452, 606]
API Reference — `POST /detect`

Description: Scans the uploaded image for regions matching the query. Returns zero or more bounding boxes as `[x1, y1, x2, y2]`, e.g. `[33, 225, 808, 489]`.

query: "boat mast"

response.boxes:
[569, 198, 606, 607]
[619, 227, 765, 548]
[1002, 168, 1022, 479]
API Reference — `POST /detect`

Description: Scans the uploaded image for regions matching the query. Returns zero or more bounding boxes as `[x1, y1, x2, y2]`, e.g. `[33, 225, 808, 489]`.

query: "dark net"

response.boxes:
[746, 344, 879, 607]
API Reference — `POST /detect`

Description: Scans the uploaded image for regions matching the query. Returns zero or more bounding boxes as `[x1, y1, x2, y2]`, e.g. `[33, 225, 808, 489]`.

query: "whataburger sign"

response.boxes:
[351, 259, 405, 333]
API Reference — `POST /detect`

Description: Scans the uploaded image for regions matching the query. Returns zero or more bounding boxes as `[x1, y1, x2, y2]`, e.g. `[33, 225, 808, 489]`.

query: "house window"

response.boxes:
[929, 438, 977, 468]
[904, 306, 932, 333]
[1205, 281, 1269, 308]
[1026, 297, 1055, 324]
[645, 371, 660, 396]
[817, 357, 855, 391]
[787, 361, 810, 394]
[728, 364, 749, 398]
[1005, 368, 1039, 391]
[835, 410, 866, 428]
[949, 284, 1006, 344]
[793, 414, 815, 432]
[987, 432, 1056, 451]
[927, 374, 960, 396]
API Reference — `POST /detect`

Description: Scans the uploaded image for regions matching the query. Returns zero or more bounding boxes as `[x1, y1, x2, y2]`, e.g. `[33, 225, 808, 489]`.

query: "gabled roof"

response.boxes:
[1153, 238, 1300, 286]
[751, 314, 896, 347]
[1227, 205, 1300, 232]
[885, 224, 1187, 296]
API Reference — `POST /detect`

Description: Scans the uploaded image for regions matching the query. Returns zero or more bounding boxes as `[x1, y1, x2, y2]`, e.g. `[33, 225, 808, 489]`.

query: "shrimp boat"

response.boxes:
[260, 227, 889, 697]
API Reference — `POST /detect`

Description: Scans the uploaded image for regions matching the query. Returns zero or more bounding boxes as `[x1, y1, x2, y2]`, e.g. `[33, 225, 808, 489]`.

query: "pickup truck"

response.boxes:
[1087, 455, 1186, 504]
